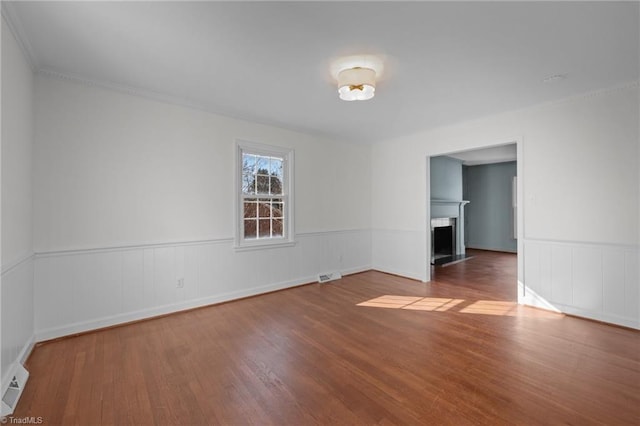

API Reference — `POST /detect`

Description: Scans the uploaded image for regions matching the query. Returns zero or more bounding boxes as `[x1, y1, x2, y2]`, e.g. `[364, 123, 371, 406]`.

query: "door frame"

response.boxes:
[425, 138, 524, 301]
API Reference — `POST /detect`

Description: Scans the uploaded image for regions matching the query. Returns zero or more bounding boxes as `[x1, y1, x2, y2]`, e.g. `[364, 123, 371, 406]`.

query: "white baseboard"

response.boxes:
[35, 275, 314, 341]
[35, 263, 372, 342]
[1, 254, 35, 414]
[341, 265, 372, 277]
[17, 337, 35, 366]
[550, 302, 639, 330]
[466, 244, 517, 253]
[372, 266, 424, 282]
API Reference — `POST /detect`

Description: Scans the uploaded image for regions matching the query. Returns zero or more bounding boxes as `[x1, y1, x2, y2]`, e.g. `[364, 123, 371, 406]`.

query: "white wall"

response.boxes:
[33, 74, 372, 339]
[1, 15, 35, 392]
[34, 76, 371, 251]
[372, 84, 639, 328]
[2, 19, 33, 267]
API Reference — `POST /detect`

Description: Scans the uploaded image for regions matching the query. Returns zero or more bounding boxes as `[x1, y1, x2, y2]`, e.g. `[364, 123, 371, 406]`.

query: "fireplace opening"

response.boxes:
[430, 216, 473, 266]
[431, 217, 457, 262]
[433, 225, 455, 258]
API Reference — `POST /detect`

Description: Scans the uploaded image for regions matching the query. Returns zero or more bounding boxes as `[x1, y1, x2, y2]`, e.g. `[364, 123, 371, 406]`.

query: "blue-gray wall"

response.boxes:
[463, 161, 517, 252]
[430, 156, 463, 200]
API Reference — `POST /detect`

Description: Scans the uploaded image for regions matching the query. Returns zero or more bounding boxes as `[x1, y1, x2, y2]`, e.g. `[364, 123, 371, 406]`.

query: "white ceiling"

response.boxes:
[4, 1, 639, 144]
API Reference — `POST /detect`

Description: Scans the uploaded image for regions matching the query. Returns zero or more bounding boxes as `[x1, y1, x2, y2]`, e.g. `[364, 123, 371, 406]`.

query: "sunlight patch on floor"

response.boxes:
[357, 296, 463, 311]
[356, 295, 423, 309]
[402, 298, 464, 311]
[357, 295, 563, 318]
[459, 300, 518, 316]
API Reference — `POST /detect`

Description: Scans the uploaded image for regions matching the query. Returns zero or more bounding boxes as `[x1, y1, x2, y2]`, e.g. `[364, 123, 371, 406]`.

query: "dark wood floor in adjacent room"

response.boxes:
[14, 249, 640, 425]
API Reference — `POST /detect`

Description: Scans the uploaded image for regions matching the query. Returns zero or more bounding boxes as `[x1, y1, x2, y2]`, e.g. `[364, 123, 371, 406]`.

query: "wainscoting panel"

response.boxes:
[551, 246, 573, 306]
[1, 255, 35, 390]
[523, 239, 639, 329]
[371, 229, 427, 282]
[572, 246, 603, 312]
[121, 249, 146, 313]
[602, 249, 626, 317]
[34, 230, 372, 341]
[624, 251, 639, 323]
[74, 251, 123, 325]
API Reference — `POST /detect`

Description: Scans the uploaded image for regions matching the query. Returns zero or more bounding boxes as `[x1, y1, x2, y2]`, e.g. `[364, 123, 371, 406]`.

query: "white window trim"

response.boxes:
[234, 140, 295, 251]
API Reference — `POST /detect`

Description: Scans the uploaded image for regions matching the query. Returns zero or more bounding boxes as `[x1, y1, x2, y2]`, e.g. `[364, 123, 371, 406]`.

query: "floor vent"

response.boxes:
[1, 364, 29, 416]
[318, 272, 342, 283]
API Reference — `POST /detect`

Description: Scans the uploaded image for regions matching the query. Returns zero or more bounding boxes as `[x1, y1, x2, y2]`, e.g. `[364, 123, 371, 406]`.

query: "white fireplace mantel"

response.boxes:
[430, 199, 469, 218]
[431, 199, 470, 206]
[430, 199, 470, 255]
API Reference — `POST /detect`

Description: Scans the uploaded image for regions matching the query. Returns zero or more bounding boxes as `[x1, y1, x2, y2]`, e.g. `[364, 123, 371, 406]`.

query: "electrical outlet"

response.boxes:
[177, 278, 184, 288]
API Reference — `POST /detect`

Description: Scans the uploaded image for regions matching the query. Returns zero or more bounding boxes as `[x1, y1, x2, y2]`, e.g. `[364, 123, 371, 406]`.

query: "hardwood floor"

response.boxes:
[13, 250, 640, 425]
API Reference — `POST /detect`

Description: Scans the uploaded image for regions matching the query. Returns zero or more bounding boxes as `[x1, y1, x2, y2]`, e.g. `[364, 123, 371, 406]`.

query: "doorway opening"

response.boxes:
[427, 142, 521, 300]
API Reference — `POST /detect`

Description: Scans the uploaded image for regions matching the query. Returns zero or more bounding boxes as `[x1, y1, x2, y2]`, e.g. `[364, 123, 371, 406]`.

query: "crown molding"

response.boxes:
[571, 80, 639, 101]
[511, 80, 640, 120]
[36, 58, 638, 150]
[38, 67, 211, 114]
[1, 1, 38, 71]
[374, 79, 640, 147]
[37, 66, 248, 121]
[540, 80, 639, 110]
[37, 66, 347, 144]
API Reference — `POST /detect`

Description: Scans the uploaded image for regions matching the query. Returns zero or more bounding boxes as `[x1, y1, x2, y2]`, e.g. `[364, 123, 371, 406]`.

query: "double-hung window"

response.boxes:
[235, 140, 294, 249]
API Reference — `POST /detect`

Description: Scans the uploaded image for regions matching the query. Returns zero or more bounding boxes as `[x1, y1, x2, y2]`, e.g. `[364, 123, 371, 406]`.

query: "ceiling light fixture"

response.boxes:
[337, 66, 376, 101]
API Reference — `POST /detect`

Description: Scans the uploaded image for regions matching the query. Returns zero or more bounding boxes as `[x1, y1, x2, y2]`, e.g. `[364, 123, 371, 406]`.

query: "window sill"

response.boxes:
[233, 239, 297, 252]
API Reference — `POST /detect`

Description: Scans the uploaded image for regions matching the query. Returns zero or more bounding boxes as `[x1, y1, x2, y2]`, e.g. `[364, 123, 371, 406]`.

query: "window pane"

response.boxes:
[244, 219, 257, 239]
[258, 219, 271, 238]
[242, 154, 256, 174]
[257, 199, 271, 218]
[243, 200, 257, 219]
[242, 173, 255, 194]
[269, 176, 283, 195]
[272, 201, 283, 218]
[269, 158, 283, 178]
[272, 219, 283, 237]
[256, 156, 269, 174]
[242, 154, 257, 194]
[256, 174, 269, 194]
